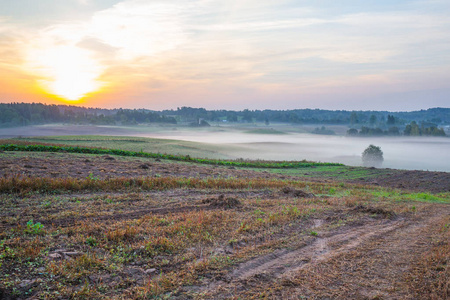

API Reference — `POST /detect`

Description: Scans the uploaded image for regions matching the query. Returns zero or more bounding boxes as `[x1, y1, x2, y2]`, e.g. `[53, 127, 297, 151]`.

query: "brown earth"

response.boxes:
[1, 188, 448, 299]
[0, 152, 449, 299]
[193, 205, 450, 299]
[1, 151, 449, 192]
[364, 169, 450, 193]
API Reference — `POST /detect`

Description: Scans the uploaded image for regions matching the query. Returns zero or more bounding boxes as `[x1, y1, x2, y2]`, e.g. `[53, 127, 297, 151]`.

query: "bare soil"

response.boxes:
[0, 152, 449, 299]
[196, 205, 449, 299]
[1, 152, 449, 192]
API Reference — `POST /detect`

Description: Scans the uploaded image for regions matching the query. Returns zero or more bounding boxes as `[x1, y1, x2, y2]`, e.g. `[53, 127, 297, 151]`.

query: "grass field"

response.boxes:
[9, 135, 234, 160]
[0, 136, 393, 180]
[3, 135, 446, 183]
[0, 136, 449, 299]
[2, 124, 449, 171]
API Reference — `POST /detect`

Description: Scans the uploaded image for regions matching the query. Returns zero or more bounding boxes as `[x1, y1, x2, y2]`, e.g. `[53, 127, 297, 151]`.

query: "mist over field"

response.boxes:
[142, 130, 450, 172]
[1, 124, 449, 172]
[2, 0, 450, 298]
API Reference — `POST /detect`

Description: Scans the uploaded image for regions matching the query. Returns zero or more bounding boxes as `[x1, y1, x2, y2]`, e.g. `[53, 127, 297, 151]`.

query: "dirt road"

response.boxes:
[190, 205, 449, 299]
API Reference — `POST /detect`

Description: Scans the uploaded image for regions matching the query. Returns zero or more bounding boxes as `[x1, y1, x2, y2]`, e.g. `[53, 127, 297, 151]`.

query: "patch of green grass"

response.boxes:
[372, 190, 450, 203]
[7, 135, 232, 160]
[0, 143, 343, 169]
[253, 165, 392, 181]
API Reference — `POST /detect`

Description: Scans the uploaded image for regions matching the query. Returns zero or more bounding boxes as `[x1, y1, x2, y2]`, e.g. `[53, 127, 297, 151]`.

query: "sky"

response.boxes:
[0, 0, 449, 111]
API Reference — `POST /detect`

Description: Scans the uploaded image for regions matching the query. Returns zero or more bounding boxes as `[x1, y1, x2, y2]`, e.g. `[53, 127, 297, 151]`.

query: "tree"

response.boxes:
[362, 145, 384, 168]
[387, 126, 400, 135]
[387, 115, 395, 125]
[347, 128, 358, 136]
[350, 112, 358, 125]
[242, 109, 253, 123]
[404, 121, 420, 136]
[226, 112, 238, 122]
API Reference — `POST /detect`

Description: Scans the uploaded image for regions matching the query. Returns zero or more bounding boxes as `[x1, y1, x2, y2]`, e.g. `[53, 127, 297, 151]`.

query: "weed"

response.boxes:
[105, 225, 138, 243]
[22, 239, 43, 260]
[87, 172, 99, 181]
[253, 209, 266, 216]
[0, 240, 16, 266]
[24, 219, 45, 235]
[105, 197, 115, 204]
[86, 236, 97, 247]
[237, 221, 251, 233]
[281, 205, 303, 219]
[228, 238, 238, 245]
[146, 237, 176, 256]
[41, 200, 52, 208]
[310, 231, 318, 236]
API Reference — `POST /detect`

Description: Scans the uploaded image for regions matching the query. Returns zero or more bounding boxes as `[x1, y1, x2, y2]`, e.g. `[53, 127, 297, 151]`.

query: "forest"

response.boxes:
[0, 103, 176, 127]
[0, 103, 448, 137]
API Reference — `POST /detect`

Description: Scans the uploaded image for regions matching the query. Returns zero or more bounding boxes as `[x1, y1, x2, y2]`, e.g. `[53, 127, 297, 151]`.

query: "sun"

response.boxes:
[27, 45, 104, 101]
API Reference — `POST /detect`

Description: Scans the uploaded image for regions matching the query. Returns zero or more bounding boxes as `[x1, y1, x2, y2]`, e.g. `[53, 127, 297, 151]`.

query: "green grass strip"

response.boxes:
[372, 190, 450, 203]
[0, 144, 342, 169]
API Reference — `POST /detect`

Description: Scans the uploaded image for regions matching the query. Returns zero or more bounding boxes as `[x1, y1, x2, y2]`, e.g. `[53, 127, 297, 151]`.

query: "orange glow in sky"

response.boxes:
[0, 1, 449, 110]
[26, 45, 105, 101]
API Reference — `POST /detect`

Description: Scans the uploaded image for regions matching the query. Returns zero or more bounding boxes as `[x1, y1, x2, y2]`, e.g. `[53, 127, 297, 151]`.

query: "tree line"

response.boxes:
[164, 107, 449, 126]
[0, 103, 176, 127]
[347, 121, 446, 137]
[0, 103, 448, 131]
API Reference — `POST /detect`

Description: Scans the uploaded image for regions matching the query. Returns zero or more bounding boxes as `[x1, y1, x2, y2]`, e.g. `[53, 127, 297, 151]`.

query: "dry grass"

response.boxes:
[0, 184, 362, 298]
[0, 151, 448, 299]
[0, 175, 301, 194]
[407, 216, 449, 299]
[1, 182, 433, 299]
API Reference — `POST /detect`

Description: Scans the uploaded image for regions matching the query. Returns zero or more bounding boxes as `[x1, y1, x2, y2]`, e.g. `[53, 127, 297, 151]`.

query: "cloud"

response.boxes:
[89, 0, 188, 59]
[1, 0, 449, 108]
[8, 0, 191, 100]
[76, 37, 119, 57]
[191, 18, 327, 32]
[77, 0, 91, 5]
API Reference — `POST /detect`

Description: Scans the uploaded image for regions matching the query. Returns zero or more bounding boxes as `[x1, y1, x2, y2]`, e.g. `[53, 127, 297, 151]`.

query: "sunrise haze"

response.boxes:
[1, 0, 449, 110]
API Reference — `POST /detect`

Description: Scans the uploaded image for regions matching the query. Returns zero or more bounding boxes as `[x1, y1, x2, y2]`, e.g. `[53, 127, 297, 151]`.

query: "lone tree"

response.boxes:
[362, 145, 383, 167]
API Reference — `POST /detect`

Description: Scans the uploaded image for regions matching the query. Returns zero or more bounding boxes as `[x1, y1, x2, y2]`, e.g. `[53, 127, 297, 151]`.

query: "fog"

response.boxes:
[143, 130, 450, 172]
[0, 125, 449, 172]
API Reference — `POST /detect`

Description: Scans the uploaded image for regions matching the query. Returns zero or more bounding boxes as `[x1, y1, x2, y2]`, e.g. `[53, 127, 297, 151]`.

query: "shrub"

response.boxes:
[347, 128, 358, 136]
[362, 145, 383, 168]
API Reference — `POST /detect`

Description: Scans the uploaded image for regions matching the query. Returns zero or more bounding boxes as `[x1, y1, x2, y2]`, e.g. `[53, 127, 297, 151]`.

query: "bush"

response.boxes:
[347, 128, 358, 136]
[362, 145, 383, 167]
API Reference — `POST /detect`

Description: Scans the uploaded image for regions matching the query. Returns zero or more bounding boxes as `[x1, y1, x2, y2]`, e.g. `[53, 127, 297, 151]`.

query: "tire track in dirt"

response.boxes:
[0, 203, 216, 229]
[191, 218, 408, 298]
[41, 204, 217, 228]
[229, 219, 405, 281]
[194, 205, 450, 299]
[0, 191, 257, 229]
[279, 205, 450, 299]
